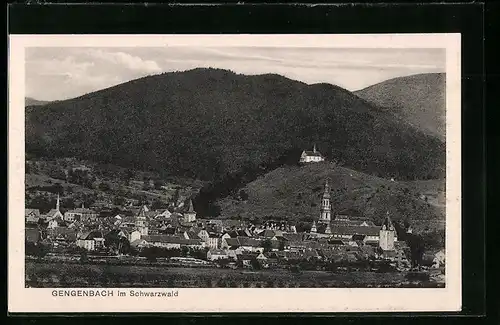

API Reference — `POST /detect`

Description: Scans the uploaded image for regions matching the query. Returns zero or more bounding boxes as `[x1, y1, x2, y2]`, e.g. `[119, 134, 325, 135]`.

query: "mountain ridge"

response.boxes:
[354, 73, 446, 141]
[26, 68, 445, 191]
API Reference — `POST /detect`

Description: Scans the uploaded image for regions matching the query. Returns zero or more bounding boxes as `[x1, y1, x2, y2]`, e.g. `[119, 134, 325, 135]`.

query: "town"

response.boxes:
[25, 147, 446, 287]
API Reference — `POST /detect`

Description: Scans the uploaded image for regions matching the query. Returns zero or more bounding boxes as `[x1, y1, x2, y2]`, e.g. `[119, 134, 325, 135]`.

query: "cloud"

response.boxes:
[86, 49, 162, 73]
[25, 46, 446, 101]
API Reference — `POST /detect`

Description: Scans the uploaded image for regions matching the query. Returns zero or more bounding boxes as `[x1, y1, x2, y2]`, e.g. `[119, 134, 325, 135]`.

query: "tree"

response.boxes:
[153, 179, 165, 190]
[98, 182, 111, 192]
[181, 246, 190, 257]
[406, 233, 425, 268]
[239, 190, 249, 201]
[79, 250, 89, 263]
[144, 247, 158, 262]
[171, 189, 180, 205]
[113, 196, 126, 206]
[261, 239, 273, 253]
[62, 197, 76, 210]
[122, 169, 135, 186]
[151, 198, 167, 210]
[250, 258, 261, 270]
[278, 240, 285, 251]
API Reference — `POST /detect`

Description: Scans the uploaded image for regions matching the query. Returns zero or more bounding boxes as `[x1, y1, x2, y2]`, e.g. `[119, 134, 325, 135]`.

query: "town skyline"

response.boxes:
[25, 47, 446, 101]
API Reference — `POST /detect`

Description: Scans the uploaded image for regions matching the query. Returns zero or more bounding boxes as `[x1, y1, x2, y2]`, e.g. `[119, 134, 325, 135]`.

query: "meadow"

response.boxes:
[26, 261, 443, 288]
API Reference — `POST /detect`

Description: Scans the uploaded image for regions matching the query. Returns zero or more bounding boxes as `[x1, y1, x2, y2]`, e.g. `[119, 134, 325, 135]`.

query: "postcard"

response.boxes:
[8, 34, 461, 313]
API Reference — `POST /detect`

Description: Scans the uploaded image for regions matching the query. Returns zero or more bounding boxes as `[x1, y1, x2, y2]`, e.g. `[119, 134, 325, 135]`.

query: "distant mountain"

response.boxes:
[25, 97, 50, 106]
[26, 68, 445, 188]
[355, 73, 446, 141]
[217, 162, 445, 227]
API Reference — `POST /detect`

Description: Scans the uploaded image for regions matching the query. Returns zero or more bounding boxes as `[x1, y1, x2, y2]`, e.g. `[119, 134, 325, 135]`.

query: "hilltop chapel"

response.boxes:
[299, 145, 325, 163]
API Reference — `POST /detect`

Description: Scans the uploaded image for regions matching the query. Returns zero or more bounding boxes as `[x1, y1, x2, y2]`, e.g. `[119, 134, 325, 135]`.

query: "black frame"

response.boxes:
[7, 2, 487, 320]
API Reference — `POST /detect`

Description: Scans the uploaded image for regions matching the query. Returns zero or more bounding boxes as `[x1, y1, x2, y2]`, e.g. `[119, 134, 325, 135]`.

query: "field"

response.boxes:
[26, 261, 443, 288]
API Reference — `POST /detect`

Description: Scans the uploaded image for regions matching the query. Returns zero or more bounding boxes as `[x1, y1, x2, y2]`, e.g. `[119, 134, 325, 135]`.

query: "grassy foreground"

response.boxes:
[26, 261, 443, 288]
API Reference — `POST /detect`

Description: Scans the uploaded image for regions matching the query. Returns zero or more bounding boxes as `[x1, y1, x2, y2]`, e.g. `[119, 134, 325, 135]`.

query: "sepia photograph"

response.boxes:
[9, 34, 461, 313]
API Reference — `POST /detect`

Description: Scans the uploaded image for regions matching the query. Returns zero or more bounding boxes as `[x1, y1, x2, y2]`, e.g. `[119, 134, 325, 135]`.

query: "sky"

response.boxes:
[25, 47, 446, 101]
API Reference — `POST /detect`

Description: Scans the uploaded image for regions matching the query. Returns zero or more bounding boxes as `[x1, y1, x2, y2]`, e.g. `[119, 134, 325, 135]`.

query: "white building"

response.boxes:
[299, 145, 325, 163]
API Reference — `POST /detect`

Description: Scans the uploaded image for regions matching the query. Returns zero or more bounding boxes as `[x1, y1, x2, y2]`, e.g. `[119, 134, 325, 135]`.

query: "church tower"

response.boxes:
[183, 199, 197, 223]
[379, 212, 396, 251]
[136, 205, 149, 236]
[319, 179, 331, 223]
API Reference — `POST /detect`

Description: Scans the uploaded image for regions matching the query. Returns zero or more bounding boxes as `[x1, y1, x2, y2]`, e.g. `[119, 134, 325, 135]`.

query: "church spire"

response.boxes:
[313, 144, 317, 153]
[187, 199, 195, 212]
[323, 179, 330, 199]
[56, 194, 60, 211]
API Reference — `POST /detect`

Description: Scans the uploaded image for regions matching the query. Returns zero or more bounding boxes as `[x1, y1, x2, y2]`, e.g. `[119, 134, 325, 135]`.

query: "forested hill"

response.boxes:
[26, 68, 445, 184]
[355, 73, 446, 141]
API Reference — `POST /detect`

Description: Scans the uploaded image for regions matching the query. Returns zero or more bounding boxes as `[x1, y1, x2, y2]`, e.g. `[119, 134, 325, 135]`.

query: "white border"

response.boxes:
[8, 34, 461, 313]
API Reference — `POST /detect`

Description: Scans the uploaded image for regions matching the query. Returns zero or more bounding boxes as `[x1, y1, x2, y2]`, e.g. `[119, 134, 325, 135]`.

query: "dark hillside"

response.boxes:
[26, 68, 445, 186]
[216, 162, 445, 227]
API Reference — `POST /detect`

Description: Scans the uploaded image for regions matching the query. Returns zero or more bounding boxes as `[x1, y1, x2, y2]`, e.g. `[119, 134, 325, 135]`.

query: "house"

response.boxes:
[196, 228, 209, 241]
[184, 230, 201, 240]
[129, 238, 147, 249]
[288, 241, 307, 252]
[237, 237, 263, 253]
[226, 229, 251, 238]
[207, 249, 229, 261]
[226, 246, 244, 260]
[142, 235, 184, 249]
[256, 252, 268, 261]
[237, 253, 259, 267]
[303, 248, 321, 260]
[128, 230, 142, 243]
[221, 237, 239, 249]
[299, 145, 325, 163]
[206, 233, 221, 249]
[433, 249, 445, 268]
[47, 227, 77, 244]
[328, 224, 381, 242]
[76, 230, 106, 251]
[64, 204, 98, 222]
[47, 216, 62, 229]
[141, 235, 205, 249]
[25, 209, 41, 223]
[155, 209, 172, 219]
[221, 232, 232, 242]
